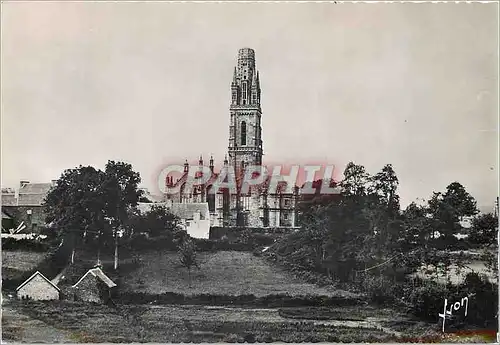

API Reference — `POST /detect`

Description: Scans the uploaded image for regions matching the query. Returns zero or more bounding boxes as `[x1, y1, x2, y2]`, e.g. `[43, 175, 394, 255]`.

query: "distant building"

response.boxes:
[1, 180, 55, 232]
[72, 267, 117, 304]
[137, 201, 211, 239]
[16, 271, 60, 301]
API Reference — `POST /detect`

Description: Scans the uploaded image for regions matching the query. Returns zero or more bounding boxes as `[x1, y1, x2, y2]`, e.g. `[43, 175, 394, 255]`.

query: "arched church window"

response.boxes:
[241, 121, 247, 145]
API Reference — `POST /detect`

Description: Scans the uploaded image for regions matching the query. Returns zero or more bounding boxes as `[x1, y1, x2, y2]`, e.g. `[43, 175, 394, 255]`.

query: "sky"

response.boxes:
[1, 2, 498, 210]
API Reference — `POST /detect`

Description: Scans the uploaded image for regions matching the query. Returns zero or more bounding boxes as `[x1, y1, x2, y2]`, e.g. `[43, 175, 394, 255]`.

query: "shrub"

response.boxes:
[408, 281, 455, 321]
[459, 272, 498, 328]
[360, 274, 398, 305]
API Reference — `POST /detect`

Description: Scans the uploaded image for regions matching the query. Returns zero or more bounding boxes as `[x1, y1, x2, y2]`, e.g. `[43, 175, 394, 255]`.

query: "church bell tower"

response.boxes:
[228, 48, 264, 172]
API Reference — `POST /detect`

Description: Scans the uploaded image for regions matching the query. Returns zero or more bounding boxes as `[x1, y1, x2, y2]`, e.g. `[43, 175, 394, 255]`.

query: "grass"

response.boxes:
[2, 250, 47, 272]
[1, 250, 48, 281]
[9, 300, 404, 343]
[118, 250, 359, 298]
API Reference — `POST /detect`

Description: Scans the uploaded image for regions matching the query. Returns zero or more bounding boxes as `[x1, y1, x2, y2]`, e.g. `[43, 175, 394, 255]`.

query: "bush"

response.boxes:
[362, 275, 397, 305]
[117, 291, 362, 307]
[459, 272, 498, 328]
[408, 281, 453, 320]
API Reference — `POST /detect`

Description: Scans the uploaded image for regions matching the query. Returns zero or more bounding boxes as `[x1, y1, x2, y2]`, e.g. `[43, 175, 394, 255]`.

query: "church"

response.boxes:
[165, 48, 299, 228]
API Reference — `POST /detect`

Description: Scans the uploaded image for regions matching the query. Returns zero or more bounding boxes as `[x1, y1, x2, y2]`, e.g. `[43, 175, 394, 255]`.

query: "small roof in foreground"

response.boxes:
[2, 210, 12, 219]
[72, 267, 117, 288]
[16, 271, 60, 292]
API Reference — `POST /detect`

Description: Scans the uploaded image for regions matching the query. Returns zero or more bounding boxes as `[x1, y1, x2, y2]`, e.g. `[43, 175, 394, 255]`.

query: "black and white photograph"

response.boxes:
[1, 1, 499, 343]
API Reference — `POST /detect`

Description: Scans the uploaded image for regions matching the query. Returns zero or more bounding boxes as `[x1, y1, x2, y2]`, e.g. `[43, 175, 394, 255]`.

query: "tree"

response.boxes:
[340, 162, 370, 197]
[129, 205, 181, 238]
[44, 161, 143, 268]
[43, 166, 107, 263]
[178, 239, 199, 287]
[469, 213, 498, 247]
[428, 182, 478, 241]
[102, 161, 142, 270]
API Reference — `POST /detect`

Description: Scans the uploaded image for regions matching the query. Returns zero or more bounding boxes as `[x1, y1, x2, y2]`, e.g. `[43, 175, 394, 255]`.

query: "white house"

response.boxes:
[16, 271, 60, 301]
[137, 201, 211, 239]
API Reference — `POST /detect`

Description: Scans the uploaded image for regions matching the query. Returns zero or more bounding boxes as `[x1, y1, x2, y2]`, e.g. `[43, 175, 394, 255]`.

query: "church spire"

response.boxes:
[228, 48, 263, 167]
[232, 67, 237, 84]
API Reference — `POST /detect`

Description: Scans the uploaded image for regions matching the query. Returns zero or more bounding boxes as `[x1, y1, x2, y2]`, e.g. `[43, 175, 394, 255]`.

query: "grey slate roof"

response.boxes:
[18, 183, 52, 206]
[1, 194, 18, 206]
[2, 210, 12, 219]
[73, 267, 117, 288]
[2, 182, 53, 206]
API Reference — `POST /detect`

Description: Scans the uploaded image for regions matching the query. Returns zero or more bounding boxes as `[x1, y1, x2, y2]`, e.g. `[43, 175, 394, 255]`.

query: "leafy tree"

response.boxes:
[43, 161, 143, 268]
[101, 161, 142, 269]
[469, 213, 498, 247]
[340, 162, 370, 197]
[178, 239, 199, 287]
[442, 182, 478, 220]
[428, 182, 478, 241]
[43, 166, 107, 262]
[129, 205, 180, 238]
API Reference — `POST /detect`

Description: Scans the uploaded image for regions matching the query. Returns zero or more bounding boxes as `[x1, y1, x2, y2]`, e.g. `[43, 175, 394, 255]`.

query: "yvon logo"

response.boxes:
[438, 295, 472, 332]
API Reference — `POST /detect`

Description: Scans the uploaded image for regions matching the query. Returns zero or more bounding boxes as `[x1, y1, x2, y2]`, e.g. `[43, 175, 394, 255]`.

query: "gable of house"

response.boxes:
[72, 268, 116, 303]
[16, 271, 60, 300]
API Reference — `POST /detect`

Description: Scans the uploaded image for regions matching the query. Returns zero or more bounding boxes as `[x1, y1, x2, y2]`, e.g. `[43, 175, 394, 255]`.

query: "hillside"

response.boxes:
[118, 250, 359, 298]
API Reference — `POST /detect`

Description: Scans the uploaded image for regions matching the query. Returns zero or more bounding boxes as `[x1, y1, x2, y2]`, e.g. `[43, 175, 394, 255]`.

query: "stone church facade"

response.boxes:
[165, 48, 299, 228]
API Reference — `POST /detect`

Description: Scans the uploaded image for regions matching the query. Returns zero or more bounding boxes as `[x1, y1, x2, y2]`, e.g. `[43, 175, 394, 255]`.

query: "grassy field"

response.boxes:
[119, 250, 359, 298]
[2, 250, 47, 272]
[1, 250, 48, 282]
[1, 299, 426, 343]
[5, 299, 494, 343]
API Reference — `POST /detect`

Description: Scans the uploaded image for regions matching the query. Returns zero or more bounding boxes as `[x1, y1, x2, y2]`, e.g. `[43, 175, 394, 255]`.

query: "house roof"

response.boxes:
[137, 202, 209, 220]
[18, 183, 52, 206]
[2, 210, 12, 219]
[2, 182, 53, 206]
[16, 271, 61, 292]
[1, 194, 18, 206]
[72, 267, 117, 288]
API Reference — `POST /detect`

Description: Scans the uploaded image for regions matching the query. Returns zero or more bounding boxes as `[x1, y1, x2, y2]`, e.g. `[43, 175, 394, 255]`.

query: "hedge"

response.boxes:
[1, 238, 50, 252]
[117, 291, 364, 307]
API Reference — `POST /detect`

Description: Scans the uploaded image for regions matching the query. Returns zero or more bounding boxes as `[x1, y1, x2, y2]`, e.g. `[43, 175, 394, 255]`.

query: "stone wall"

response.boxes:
[74, 275, 102, 303]
[2, 206, 46, 232]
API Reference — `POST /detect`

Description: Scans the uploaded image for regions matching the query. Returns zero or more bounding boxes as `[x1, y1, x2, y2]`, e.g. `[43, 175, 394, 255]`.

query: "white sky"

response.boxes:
[1, 2, 498, 210]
